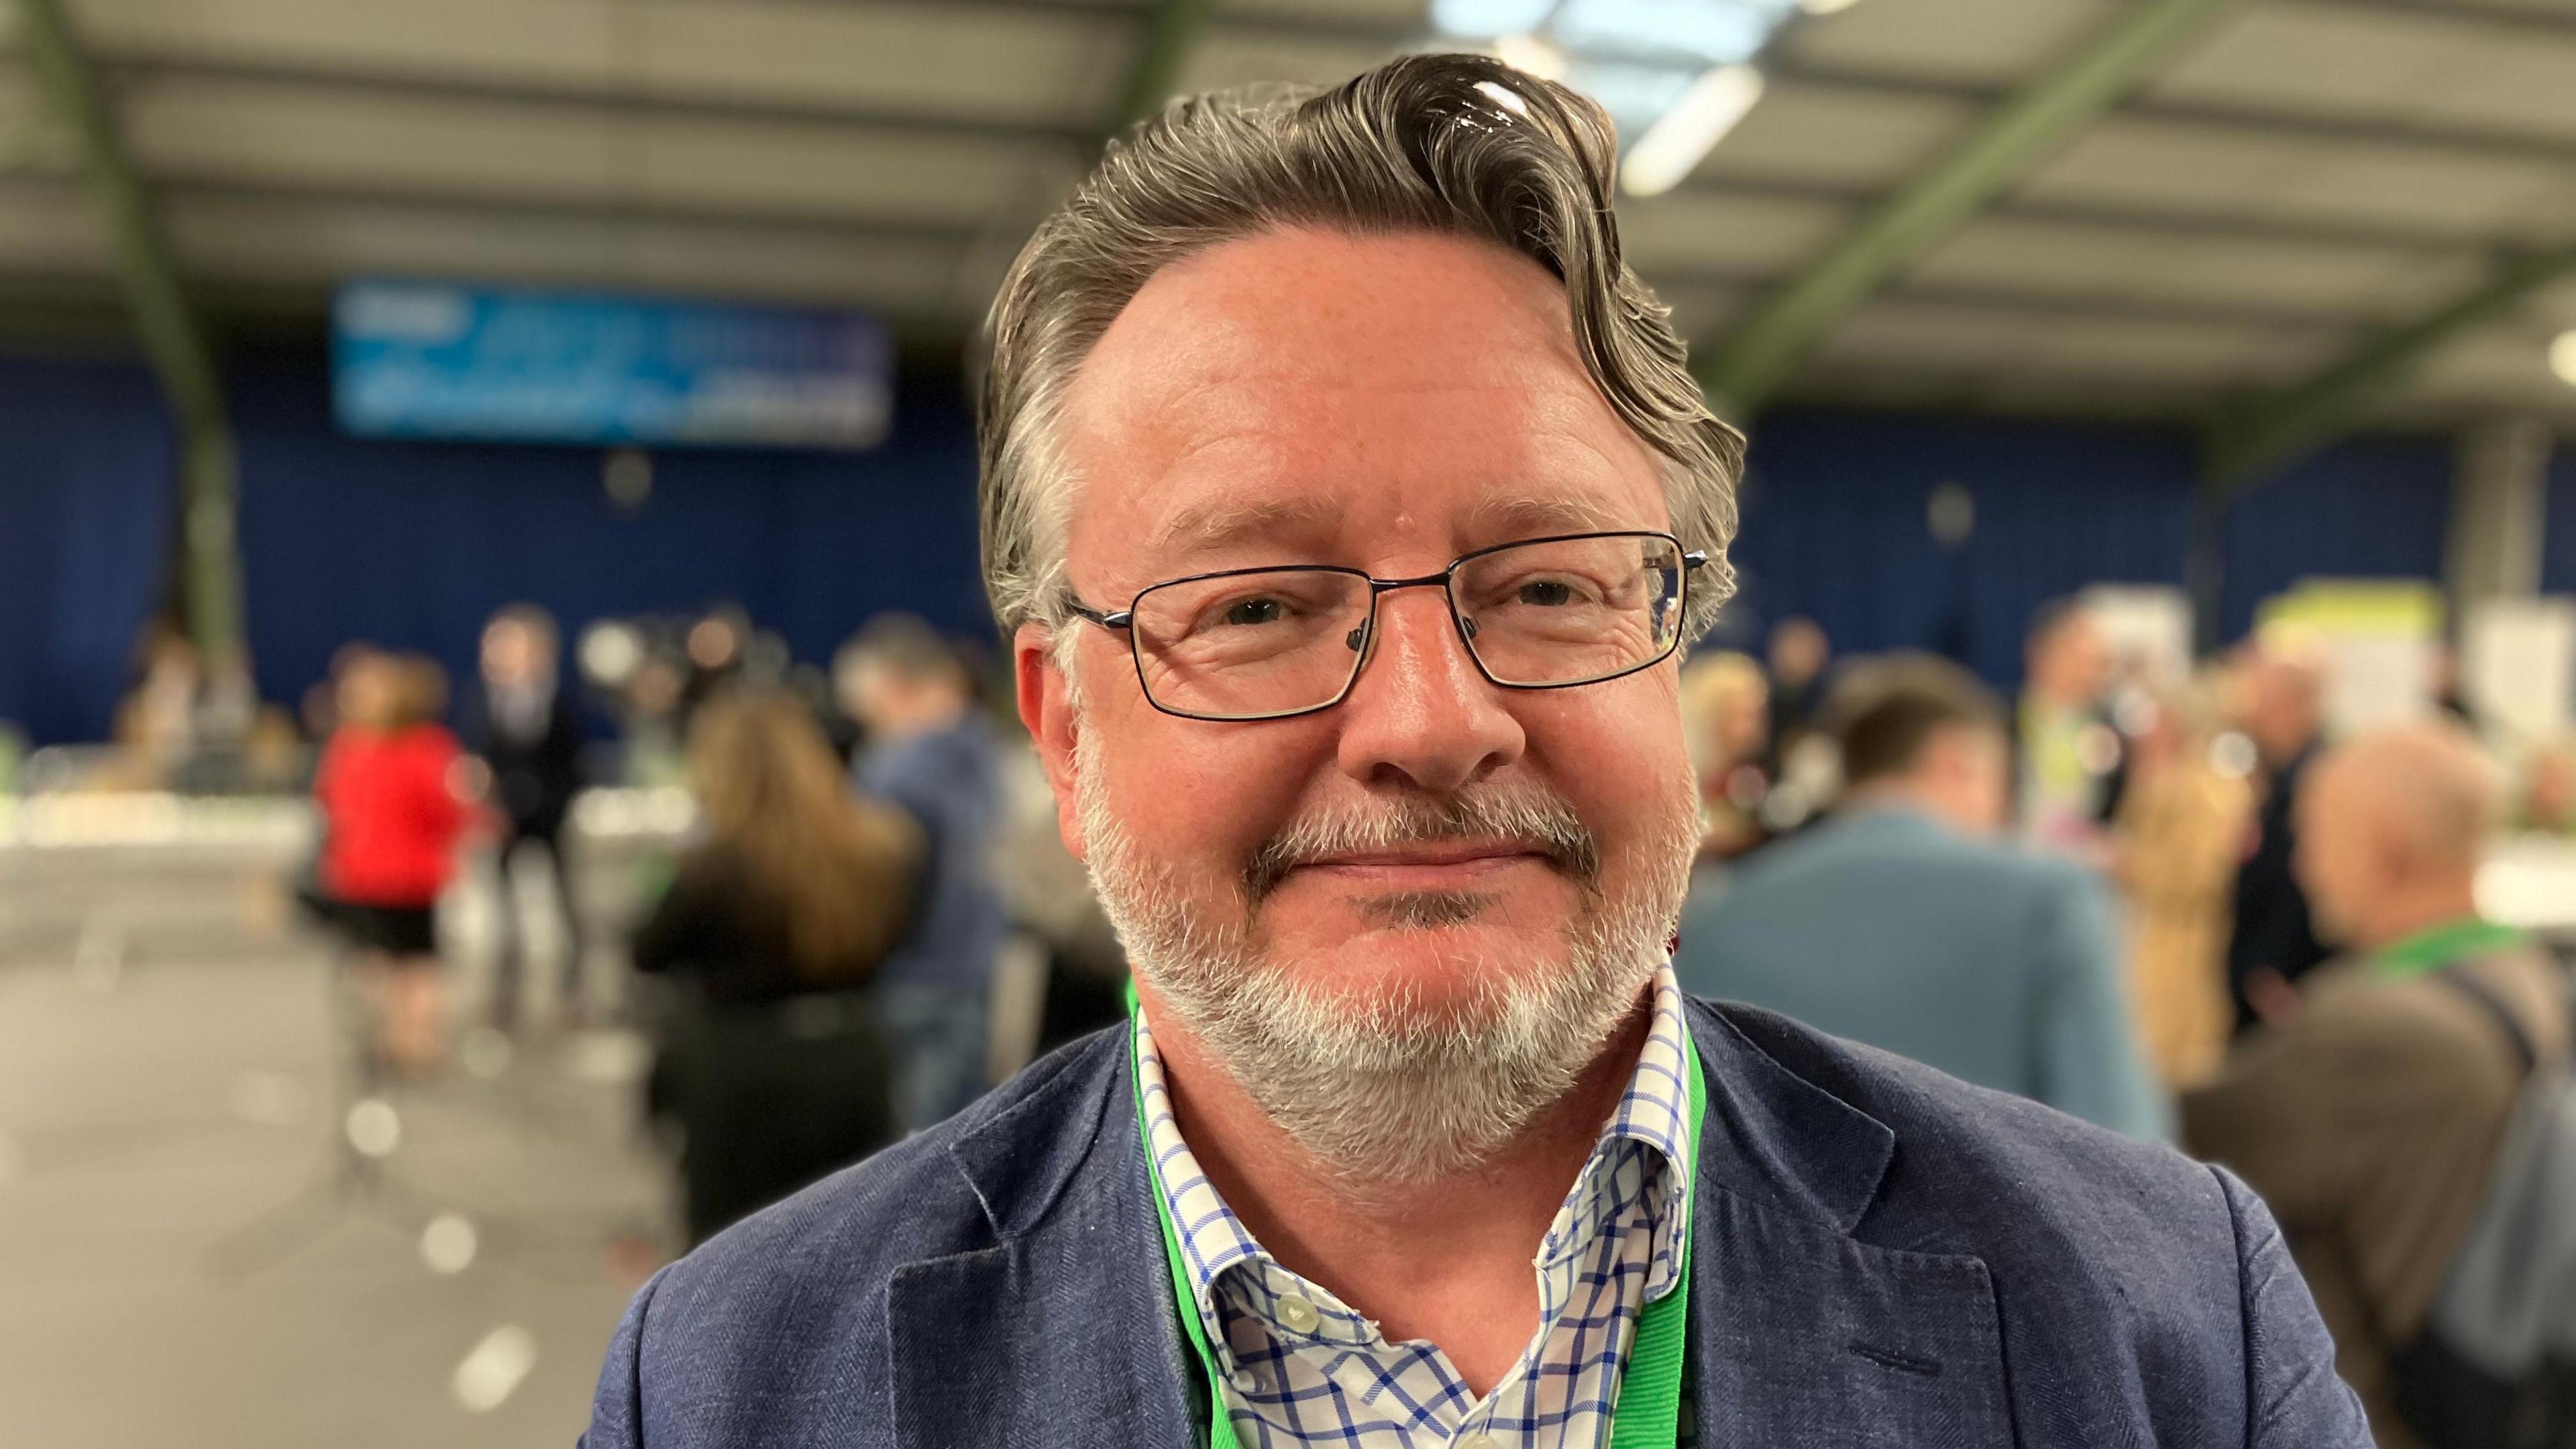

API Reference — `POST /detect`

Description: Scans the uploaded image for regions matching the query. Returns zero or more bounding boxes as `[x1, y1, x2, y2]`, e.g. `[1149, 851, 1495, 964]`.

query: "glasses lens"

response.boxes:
[1452, 534, 1684, 687]
[1129, 569, 1373, 719]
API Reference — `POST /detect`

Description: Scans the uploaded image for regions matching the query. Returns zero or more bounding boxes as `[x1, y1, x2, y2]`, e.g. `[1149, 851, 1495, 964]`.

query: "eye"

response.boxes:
[1518, 579, 1577, 607]
[1222, 596, 1285, 627]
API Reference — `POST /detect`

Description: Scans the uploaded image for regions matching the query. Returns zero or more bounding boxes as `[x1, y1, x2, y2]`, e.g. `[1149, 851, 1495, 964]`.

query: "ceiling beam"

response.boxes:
[1674, 171, 2479, 257]
[1697, 0, 2241, 417]
[13, 0, 244, 667]
[1772, 60, 2576, 173]
[83, 42, 2576, 206]
[2292, 0, 2576, 42]
[2201, 245, 2576, 487]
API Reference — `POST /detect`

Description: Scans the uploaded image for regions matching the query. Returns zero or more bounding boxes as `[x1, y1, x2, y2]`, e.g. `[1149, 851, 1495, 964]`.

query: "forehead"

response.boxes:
[1054, 227, 1666, 578]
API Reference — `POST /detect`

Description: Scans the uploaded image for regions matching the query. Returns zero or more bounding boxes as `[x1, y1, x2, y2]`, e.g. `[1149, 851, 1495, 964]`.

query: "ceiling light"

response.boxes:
[1619, 62, 1766, 197]
[1801, 0, 1864, 14]
[2550, 330, 2576, 386]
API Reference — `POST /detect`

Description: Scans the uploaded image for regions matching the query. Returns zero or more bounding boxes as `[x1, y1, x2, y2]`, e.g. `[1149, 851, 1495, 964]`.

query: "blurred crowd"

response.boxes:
[1673, 601, 2576, 1448]
[111, 600, 1120, 1254]
[14, 583, 2574, 1448]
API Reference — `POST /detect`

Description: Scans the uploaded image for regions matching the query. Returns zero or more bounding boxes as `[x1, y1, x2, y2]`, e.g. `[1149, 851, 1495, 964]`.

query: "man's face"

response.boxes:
[483, 621, 539, 687]
[1018, 229, 1697, 1168]
[2033, 616, 2108, 703]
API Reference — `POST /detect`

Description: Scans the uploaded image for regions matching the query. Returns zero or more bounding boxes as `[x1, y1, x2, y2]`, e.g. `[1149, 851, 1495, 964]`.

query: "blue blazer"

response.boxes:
[1678, 809, 2167, 1141]
[584, 998, 2367, 1447]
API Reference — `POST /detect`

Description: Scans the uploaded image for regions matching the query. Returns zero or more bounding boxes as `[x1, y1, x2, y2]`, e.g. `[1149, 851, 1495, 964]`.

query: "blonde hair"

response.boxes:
[687, 692, 920, 984]
[1679, 651, 1766, 777]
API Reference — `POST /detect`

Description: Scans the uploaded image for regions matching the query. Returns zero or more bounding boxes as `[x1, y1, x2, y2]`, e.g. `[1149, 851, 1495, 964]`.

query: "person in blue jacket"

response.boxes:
[585, 54, 2364, 1449]
[1677, 653, 2169, 1141]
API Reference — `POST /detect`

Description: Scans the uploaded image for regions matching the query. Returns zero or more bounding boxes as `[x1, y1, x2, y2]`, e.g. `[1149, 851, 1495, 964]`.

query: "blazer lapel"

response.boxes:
[886, 1040, 1201, 1449]
[1684, 1004, 2015, 1446]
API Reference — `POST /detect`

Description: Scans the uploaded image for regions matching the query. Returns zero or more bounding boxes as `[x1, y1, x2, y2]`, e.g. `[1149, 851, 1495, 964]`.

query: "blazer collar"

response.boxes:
[900, 1001, 1918, 1449]
[943, 1031, 1125, 1240]
[1682, 995, 1896, 1235]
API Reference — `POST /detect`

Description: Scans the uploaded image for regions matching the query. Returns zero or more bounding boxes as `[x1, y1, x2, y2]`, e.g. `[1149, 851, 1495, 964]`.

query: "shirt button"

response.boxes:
[1275, 1294, 1320, 1334]
[1458, 1433, 1499, 1449]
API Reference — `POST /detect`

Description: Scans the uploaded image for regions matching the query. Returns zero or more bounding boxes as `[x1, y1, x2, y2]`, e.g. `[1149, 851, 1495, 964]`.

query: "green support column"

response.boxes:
[15, 0, 244, 667]
[1106, 0, 1214, 145]
[1697, 0, 2238, 417]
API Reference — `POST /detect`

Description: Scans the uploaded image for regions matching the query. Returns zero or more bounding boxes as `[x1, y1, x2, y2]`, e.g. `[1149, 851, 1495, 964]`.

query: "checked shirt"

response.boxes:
[1134, 968, 1697, 1449]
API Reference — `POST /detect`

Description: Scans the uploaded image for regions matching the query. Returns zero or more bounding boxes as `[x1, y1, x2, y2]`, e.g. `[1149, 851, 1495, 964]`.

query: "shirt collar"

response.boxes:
[1132, 965, 1700, 1350]
[2371, 916, 2527, 980]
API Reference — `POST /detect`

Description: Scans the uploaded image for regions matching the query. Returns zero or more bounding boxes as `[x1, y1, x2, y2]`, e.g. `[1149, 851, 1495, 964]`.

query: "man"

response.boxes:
[2015, 597, 2120, 857]
[468, 604, 586, 1028]
[2228, 642, 2333, 1030]
[2186, 722, 2567, 1449]
[838, 614, 1008, 1132]
[1677, 655, 2166, 1140]
[587, 56, 2363, 1448]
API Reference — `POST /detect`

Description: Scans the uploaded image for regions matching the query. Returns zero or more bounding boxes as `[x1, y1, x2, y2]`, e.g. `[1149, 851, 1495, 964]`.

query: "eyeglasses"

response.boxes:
[1065, 531, 1708, 722]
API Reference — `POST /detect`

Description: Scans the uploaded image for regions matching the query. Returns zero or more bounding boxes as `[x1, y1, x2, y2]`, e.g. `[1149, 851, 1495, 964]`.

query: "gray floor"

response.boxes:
[0, 940, 672, 1448]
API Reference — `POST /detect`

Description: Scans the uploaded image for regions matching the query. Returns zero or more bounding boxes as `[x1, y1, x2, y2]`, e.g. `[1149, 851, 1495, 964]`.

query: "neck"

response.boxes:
[1140, 977, 1654, 1397]
[1845, 780, 1964, 832]
[882, 694, 968, 741]
[2357, 878, 2482, 951]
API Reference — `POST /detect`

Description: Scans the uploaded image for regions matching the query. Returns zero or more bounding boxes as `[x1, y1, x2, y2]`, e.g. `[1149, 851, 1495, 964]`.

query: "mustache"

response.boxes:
[1240, 784, 1603, 902]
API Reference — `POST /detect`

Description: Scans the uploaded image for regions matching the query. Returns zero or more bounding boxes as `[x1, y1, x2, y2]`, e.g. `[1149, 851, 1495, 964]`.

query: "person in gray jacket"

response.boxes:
[1677, 653, 2167, 1140]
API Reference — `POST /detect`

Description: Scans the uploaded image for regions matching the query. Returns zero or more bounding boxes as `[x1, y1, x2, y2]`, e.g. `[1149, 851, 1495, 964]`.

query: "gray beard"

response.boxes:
[1075, 729, 1695, 1187]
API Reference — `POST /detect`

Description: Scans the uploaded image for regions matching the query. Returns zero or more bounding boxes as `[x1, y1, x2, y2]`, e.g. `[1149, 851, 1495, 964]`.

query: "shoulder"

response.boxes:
[1691, 996, 2241, 1313]
[1701, 995, 2203, 1217]
[1685, 998, 2365, 1436]
[618, 1026, 1125, 1367]
[401, 724, 463, 759]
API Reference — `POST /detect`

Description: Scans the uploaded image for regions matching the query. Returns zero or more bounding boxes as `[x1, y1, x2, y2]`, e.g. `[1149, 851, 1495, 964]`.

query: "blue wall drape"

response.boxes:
[2216, 435, 2453, 643]
[0, 356, 176, 745]
[0, 350, 2534, 744]
[229, 350, 987, 728]
[2546, 452, 2576, 596]
[1724, 411, 2198, 686]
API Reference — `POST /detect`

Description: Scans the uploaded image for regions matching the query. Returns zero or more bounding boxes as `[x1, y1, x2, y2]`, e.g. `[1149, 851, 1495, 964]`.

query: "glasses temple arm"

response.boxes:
[1063, 600, 1134, 631]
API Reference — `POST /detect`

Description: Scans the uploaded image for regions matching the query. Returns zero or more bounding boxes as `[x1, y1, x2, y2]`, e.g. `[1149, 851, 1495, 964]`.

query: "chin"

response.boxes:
[1258, 906, 1584, 1023]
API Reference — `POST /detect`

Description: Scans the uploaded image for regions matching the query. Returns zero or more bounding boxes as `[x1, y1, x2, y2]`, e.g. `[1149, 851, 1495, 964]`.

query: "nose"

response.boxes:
[1332, 585, 1525, 794]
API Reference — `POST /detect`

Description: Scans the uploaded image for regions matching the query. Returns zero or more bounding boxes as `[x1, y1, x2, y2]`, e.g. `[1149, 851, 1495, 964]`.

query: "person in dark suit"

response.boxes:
[470, 604, 587, 1028]
[586, 55, 2365, 1448]
[2226, 643, 2333, 1031]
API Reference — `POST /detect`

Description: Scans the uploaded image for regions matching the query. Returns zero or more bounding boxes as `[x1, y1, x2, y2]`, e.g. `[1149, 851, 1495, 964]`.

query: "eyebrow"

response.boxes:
[1144, 487, 1649, 563]
[1149, 495, 1346, 555]
[1461, 490, 1642, 541]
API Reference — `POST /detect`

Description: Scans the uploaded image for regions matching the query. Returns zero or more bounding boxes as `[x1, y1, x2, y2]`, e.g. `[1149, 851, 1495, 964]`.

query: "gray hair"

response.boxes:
[976, 52, 1743, 641]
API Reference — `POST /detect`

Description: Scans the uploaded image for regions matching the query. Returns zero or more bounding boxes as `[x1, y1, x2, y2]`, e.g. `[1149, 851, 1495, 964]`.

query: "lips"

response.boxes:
[1301, 841, 1552, 871]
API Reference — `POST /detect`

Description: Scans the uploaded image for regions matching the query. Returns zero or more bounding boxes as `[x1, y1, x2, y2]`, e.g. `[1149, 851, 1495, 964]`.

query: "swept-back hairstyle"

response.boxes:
[977, 52, 1743, 641]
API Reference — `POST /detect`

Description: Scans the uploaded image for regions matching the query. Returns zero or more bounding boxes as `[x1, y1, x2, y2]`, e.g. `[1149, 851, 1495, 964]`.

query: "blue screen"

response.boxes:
[331, 280, 892, 449]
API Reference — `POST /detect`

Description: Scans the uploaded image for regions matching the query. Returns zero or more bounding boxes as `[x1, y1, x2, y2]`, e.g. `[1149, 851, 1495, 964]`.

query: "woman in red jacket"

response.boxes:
[313, 652, 474, 1072]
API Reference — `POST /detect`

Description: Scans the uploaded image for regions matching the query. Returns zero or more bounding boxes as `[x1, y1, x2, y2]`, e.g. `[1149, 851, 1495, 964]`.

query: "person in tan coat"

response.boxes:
[2184, 721, 2569, 1449]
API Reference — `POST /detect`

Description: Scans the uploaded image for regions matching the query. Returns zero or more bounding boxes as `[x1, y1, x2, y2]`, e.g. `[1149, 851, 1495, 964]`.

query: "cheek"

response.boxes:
[1522, 678, 1694, 849]
[1089, 703, 1333, 871]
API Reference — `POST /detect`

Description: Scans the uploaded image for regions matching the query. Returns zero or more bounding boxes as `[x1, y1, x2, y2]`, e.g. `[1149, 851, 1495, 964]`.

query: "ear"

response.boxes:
[1014, 621, 1087, 861]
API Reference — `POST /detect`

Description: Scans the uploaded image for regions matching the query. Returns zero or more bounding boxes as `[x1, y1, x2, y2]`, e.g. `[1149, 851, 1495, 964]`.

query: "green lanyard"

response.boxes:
[1128, 994, 1708, 1449]
[2371, 917, 2528, 981]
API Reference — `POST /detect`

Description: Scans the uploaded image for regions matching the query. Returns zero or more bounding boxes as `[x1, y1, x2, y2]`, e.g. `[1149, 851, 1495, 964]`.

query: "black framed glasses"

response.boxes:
[1064, 531, 1708, 722]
